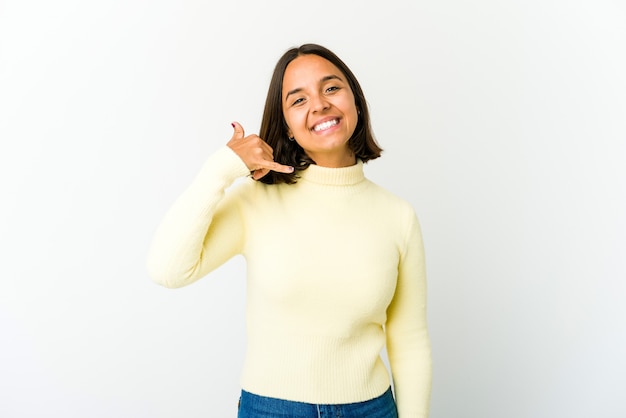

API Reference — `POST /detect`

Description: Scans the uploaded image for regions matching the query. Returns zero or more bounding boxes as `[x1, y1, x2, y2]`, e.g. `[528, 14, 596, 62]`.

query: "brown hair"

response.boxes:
[258, 43, 382, 184]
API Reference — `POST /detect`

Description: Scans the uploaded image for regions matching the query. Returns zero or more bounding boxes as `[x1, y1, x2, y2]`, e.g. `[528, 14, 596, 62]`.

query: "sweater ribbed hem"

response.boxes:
[240, 327, 390, 405]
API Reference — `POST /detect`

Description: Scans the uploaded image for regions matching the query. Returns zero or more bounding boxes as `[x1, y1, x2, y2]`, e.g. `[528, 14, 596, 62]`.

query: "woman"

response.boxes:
[147, 43, 432, 418]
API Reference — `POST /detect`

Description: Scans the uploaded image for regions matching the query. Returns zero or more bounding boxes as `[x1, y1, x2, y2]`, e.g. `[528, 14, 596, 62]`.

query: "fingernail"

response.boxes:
[231, 122, 235, 128]
[289, 166, 294, 172]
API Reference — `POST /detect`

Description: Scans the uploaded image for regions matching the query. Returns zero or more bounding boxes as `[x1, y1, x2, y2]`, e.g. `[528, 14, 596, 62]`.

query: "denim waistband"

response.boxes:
[237, 386, 398, 418]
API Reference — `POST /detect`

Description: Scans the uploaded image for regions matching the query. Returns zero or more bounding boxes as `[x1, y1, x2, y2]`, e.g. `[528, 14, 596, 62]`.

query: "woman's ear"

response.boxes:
[282, 119, 291, 137]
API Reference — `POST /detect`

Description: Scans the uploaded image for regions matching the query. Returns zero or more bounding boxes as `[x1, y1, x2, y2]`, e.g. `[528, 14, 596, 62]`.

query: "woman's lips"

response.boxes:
[312, 118, 340, 132]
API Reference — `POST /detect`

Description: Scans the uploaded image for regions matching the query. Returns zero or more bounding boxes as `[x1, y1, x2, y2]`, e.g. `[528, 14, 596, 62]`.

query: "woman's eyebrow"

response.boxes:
[285, 74, 344, 101]
[320, 74, 342, 83]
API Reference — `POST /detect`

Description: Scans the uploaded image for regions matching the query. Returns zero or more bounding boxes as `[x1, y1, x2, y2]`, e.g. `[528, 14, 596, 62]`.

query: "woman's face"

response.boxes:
[282, 54, 358, 167]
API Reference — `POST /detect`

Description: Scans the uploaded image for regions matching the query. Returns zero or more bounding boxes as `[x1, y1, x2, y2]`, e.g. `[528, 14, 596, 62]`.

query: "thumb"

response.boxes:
[230, 121, 245, 140]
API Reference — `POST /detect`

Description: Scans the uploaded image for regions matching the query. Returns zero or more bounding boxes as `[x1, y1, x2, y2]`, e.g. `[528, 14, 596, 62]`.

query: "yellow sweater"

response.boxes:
[147, 146, 432, 417]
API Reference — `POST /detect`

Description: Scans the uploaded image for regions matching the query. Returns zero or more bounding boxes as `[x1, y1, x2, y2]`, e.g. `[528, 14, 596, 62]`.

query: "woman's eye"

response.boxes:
[326, 86, 339, 93]
[292, 98, 304, 106]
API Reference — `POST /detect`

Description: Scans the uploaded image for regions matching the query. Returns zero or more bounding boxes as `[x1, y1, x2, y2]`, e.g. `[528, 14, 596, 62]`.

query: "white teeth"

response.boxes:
[313, 119, 338, 132]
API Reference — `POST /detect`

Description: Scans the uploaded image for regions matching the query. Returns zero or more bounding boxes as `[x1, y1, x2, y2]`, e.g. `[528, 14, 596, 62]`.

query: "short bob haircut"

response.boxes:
[258, 43, 382, 185]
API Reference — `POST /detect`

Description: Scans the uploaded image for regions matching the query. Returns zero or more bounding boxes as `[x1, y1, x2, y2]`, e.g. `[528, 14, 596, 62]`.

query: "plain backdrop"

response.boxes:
[1, 0, 625, 417]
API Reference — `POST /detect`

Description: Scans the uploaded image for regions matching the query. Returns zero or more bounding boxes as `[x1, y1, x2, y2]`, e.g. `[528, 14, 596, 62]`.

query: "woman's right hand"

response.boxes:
[227, 121, 294, 181]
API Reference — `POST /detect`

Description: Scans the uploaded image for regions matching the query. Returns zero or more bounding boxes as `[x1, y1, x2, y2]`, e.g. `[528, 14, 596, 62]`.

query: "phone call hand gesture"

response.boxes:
[227, 122, 294, 181]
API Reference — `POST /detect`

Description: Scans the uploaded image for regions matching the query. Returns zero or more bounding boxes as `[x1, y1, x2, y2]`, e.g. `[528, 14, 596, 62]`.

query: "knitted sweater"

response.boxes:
[147, 146, 432, 417]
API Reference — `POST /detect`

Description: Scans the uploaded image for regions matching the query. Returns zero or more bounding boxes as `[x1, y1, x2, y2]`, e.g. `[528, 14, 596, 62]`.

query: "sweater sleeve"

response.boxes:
[386, 210, 432, 418]
[146, 146, 252, 288]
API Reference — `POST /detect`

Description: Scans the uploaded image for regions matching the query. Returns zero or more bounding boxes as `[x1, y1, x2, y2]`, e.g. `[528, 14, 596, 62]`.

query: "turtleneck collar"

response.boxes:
[297, 160, 365, 186]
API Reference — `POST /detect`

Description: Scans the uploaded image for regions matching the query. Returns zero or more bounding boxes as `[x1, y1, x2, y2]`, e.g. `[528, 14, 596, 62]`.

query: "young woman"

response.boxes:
[147, 43, 432, 418]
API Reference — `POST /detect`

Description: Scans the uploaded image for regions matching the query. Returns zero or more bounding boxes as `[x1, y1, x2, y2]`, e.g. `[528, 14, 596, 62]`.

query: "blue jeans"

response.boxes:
[237, 386, 398, 418]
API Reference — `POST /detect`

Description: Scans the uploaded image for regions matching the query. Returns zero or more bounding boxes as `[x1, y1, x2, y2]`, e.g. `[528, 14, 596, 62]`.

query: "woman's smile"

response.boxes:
[312, 117, 340, 133]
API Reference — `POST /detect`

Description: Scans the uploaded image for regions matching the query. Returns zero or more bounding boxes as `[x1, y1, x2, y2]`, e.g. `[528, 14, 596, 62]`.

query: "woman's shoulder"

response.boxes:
[364, 178, 417, 216]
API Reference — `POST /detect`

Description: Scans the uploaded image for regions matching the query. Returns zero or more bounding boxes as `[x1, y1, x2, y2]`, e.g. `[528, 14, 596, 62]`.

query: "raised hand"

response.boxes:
[227, 121, 294, 180]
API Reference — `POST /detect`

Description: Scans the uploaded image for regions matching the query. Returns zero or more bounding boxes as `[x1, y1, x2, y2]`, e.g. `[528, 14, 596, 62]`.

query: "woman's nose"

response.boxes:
[310, 93, 330, 112]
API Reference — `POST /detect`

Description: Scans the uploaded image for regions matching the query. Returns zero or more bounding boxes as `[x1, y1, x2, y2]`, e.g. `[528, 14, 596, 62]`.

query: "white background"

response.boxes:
[1, 0, 625, 417]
